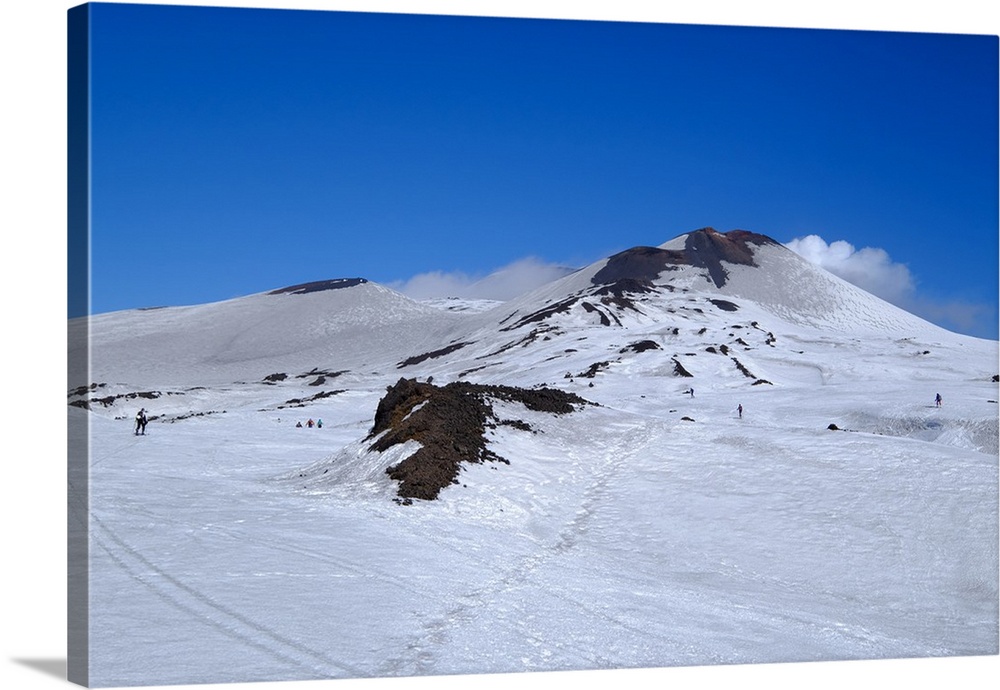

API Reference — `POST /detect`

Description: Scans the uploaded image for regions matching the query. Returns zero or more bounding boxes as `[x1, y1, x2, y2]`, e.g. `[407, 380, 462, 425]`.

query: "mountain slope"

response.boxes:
[72, 227, 999, 685]
[71, 228, 996, 437]
[74, 278, 468, 386]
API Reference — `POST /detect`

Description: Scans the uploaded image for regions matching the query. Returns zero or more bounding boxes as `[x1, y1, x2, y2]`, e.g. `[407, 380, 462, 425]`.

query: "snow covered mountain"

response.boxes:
[74, 228, 970, 398]
[69, 228, 999, 687]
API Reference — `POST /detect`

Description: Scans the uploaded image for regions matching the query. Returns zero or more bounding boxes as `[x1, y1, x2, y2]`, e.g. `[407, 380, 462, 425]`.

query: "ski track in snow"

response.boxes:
[377, 415, 666, 675]
[90, 511, 366, 679]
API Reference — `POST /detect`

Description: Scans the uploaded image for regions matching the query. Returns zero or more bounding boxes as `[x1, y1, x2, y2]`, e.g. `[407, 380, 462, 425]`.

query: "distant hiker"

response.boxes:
[134, 408, 148, 435]
[688, 388, 695, 398]
[296, 421, 303, 428]
[317, 419, 323, 428]
[306, 418, 315, 428]
[935, 393, 942, 408]
[737, 404, 743, 419]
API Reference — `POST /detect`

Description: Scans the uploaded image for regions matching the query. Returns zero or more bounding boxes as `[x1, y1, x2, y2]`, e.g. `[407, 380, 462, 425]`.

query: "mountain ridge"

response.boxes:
[71, 228, 993, 399]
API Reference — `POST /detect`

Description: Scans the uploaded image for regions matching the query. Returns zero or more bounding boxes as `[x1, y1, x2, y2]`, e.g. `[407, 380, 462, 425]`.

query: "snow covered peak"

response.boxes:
[81, 277, 465, 386]
[76, 227, 979, 406]
[491, 228, 945, 339]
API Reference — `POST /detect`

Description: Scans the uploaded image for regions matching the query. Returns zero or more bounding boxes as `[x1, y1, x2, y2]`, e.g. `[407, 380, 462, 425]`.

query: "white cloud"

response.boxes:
[785, 235, 996, 338]
[784, 235, 915, 306]
[391, 257, 575, 301]
[389, 269, 478, 301]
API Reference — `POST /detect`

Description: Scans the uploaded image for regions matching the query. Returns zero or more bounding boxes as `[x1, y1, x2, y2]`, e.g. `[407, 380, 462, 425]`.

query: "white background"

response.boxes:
[2, 1, 997, 689]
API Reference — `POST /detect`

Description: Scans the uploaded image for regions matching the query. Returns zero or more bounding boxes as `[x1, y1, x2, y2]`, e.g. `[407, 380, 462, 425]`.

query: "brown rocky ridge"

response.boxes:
[367, 378, 592, 504]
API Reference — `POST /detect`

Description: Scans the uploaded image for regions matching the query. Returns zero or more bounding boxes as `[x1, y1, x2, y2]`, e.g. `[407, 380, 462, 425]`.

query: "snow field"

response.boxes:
[73, 235, 998, 686]
[82, 353, 997, 686]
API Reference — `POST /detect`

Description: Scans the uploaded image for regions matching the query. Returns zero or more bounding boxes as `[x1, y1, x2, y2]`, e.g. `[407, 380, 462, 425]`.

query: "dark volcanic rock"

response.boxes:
[279, 389, 345, 408]
[578, 361, 611, 379]
[709, 299, 740, 312]
[621, 340, 661, 354]
[592, 246, 688, 285]
[672, 358, 694, 377]
[594, 278, 658, 297]
[503, 277, 655, 333]
[594, 278, 657, 313]
[397, 342, 473, 368]
[501, 297, 580, 332]
[268, 278, 367, 295]
[71, 389, 166, 410]
[68, 382, 107, 398]
[683, 228, 775, 288]
[581, 302, 616, 326]
[591, 228, 779, 289]
[731, 357, 756, 379]
[368, 378, 590, 503]
[295, 368, 347, 380]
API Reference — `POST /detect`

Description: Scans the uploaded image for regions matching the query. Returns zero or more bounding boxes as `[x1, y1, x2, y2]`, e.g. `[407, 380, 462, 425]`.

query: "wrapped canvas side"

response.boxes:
[67, 3, 91, 687]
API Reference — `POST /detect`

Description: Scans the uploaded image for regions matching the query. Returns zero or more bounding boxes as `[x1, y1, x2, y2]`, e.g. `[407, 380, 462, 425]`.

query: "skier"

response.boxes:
[737, 404, 743, 419]
[306, 418, 315, 428]
[317, 419, 323, 428]
[295, 421, 303, 428]
[688, 387, 695, 398]
[134, 408, 148, 435]
[935, 393, 942, 408]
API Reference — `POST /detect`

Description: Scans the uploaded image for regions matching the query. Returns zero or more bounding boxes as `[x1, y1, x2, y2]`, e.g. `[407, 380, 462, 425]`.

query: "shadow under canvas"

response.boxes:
[12, 658, 68, 681]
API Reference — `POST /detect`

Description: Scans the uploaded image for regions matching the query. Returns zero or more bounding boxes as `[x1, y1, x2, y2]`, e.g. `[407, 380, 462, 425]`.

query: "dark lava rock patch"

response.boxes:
[672, 358, 694, 377]
[591, 228, 778, 289]
[592, 246, 688, 285]
[595, 278, 658, 298]
[593, 278, 658, 313]
[483, 326, 561, 358]
[709, 299, 740, 312]
[684, 228, 775, 288]
[268, 278, 368, 295]
[296, 368, 347, 380]
[68, 382, 107, 398]
[576, 361, 611, 379]
[581, 302, 620, 326]
[265, 368, 347, 386]
[731, 357, 758, 379]
[69, 389, 170, 410]
[501, 297, 579, 331]
[367, 378, 590, 503]
[398, 342, 473, 368]
[169, 410, 225, 422]
[502, 278, 658, 333]
[621, 340, 661, 354]
[279, 389, 345, 408]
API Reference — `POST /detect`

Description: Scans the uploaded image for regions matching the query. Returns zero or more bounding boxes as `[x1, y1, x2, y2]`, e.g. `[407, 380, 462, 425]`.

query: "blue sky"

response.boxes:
[84, 2, 998, 338]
